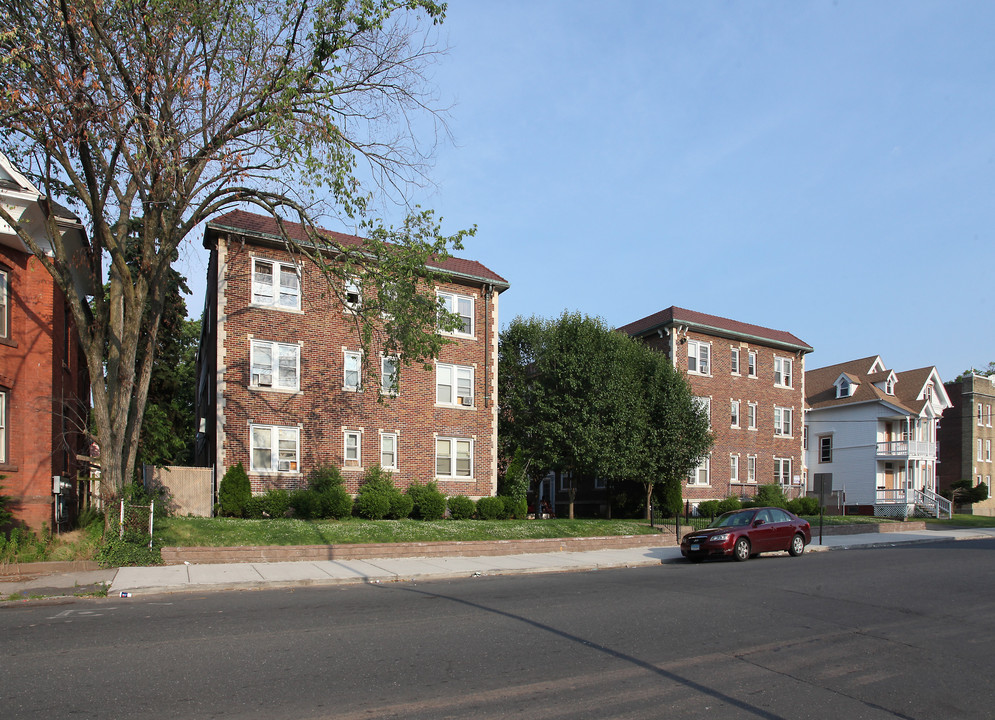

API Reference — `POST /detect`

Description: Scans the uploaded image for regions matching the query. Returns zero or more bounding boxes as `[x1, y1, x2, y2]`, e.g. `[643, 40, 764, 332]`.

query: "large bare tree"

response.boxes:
[0, 0, 470, 500]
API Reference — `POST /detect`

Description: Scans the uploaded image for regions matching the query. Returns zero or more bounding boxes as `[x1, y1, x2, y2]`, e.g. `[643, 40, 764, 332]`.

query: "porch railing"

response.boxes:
[876, 440, 936, 459]
[874, 487, 951, 519]
[913, 487, 952, 519]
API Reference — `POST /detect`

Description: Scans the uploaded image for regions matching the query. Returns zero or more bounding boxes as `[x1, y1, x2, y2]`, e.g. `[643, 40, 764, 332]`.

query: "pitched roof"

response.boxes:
[205, 209, 509, 289]
[618, 306, 812, 352]
[806, 357, 944, 414]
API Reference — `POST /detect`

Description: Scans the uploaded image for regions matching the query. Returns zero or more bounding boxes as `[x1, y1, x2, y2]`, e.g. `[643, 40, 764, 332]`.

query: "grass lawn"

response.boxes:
[927, 514, 995, 528]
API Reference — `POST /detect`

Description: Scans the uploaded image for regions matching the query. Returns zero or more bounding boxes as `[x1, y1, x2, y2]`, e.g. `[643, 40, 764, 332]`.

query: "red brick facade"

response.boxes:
[196, 211, 508, 497]
[621, 307, 812, 507]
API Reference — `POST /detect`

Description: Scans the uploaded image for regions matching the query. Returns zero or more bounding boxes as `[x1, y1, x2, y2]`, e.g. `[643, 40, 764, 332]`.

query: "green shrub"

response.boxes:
[497, 449, 529, 501]
[261, 489, 292, 518]
[696, 500, 721, 518]
[319, 486, 354, 519]
[389, 492, 414, 520]
[244, 496, 265, 519]
[659, 478, 684, 517]
[407, 481, 446, 521]
[356, 466, 407, 520]
[309, 465, 345, 493]
[502, 496, 528, 520]
[447, 495, 475, 520]
[476, 496, 504, 520]
[289, 488, 322, 520]
[96, 531, 163, 567]
[0, 478, 11, 527]
[716, 496, 742, 515]
[744, 484, 788, 509]
[787, 496, 820, 516]
[217, 462, 251, 517]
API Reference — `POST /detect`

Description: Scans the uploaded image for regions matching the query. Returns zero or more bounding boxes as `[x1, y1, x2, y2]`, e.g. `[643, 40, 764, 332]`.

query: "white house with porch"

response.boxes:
[804, 355, 952, 518]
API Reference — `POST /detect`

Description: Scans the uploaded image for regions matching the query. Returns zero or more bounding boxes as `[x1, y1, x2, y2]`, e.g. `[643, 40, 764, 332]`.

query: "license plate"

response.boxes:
[690, 543, 700, 551]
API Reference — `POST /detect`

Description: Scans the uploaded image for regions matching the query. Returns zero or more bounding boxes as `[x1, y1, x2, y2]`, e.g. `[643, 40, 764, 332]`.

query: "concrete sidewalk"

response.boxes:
[2, 526, 991, 601]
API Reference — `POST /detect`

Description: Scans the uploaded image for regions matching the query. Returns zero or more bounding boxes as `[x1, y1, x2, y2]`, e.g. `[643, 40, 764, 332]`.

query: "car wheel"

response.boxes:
[789, 533, 805, 557]
[733, 537, 750, 562]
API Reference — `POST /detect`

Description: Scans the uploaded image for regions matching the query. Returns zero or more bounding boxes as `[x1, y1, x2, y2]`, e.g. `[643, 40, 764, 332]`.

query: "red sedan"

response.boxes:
[680, 507, 812, 562]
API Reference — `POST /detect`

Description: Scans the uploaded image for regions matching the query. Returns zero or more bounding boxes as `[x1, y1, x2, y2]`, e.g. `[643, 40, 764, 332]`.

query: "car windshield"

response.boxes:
[708, 510, 756, 529]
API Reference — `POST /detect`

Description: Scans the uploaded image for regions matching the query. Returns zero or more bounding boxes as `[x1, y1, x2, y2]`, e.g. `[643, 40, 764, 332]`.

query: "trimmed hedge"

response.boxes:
[447, 495, 475, 520]
[407, 481, 446, 521]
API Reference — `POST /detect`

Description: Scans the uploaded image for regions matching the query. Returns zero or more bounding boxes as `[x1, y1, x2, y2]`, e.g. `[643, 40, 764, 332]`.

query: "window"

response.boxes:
[688, 340, 710, 375]
[438, 291, 473, 336]
[252, 259, 300, 310]
[344, 277, 362, 311]
[774, 457, 791, 485]
[730, 348, 740, 374]
[819, 436, 832, 463]
[381, 355, 399, 395]
[988, 405, 993, 427]
[250, 425, 299, 472]
[731, 400, 740, 428]
[0, 268, 8, 338]
[747, 402, 758, 430]
[437, 363, 474, 406]
[774, 356, 793, 387]
[747, 455, 757, 483]
[837, 378, 851, 399]
[774, 406, 792, 436]
[987, 440, 992, 463]
[344, 430, 362, 468]
[380, 432, 397, 470]
[803, 426, 808, 450]
[694, 396, 711, 427]
[250, 340, 299, 391]
[343, 350, 362, 391]
[979, 439, 984, 462]
[0, 390, 6, 463]
[436, 437, 473, 478]
[730, 454, 739, 483]
[748, 350, 757, 377]
[979, 404, 984, 426]
[689, 456, 710, 486]
[885, 377, 895, 395]
[924, 382, 933, 402]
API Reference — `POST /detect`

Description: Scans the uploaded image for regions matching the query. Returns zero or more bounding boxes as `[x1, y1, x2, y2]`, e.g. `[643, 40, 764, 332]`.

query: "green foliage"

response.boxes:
[744, 484, 788, 509]
[502, 496, 528, 520]
[447, 495, 475, 520]
[658, 478, 684, 517]
[289, 486, 353, 520]
[76, 506, 105, 530]
[217, 463, 251, 517]
[498, 449, 530, 501]
[716, 496, 742, 515]
[476, 496, 504, 521]
[309, 465, 345, 493]
[696, 500, 721, 518]
[0, 478, 12, 527]
[289, 489, 322, 520]
[356, 466, 410, 520]
[0, 527, 47, 564]
[406, 481, 446, 521]
[786, 496, 820, 516]
[949, 479, 989, 504]
[96, 531, 163, 568]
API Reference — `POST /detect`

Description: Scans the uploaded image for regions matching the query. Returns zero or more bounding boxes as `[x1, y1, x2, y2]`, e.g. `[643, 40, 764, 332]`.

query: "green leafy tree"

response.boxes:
[0, 0, 465, 503]
[217, 462, 251, 517]
[958, 362, 995, 380]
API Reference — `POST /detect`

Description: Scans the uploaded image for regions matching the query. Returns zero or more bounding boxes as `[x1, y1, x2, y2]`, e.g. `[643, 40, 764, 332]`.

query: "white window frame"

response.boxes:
[819, 435, 832, 463]
[747, 402, 758, 430]
[774, 457, 791, 486]
[747, 454, 757, 483]
[730, 454, 740, 483]
[731, 400, 740, 428]
[250, 339, 300, 391]
[0, 389, 6, 463]
[250, 424, 299, 473]
[730, 347, 740, 375]
[987, 439, 992, 463]
[381, 355, 399, 396]
[344, 276, 362, 312]
[689, 455, 710, 486]
[979, 439, 984, 462]
[988, 405, 992, 427]
[251, 258, 301, 310]
[343, 350, 362, 391]
[687, 340, 711, 376]
[747, 350, 757, 378]
[379, 432, 398, 470]
[436, 436, 473, 479]
[438, 291, 474, 336]
[343, 429, 363, 469]
[774, 356, 793, 388]
[774, 406, 792, 437]
[0, 268, 8, 339]
[979, 404, 984, 426]
[437, 362, 474, 407]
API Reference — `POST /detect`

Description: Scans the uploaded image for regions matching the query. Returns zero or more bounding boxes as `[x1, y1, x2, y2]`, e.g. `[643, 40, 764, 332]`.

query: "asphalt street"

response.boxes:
[2, 537, 994, 719]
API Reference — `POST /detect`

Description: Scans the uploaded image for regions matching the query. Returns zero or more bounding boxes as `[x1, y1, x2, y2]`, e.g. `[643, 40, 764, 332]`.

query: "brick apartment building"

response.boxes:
[939, 373, 995, 511]
[619, 306, 813, 508]
[195, 210, 509, 498]
[0, 154, 90, 531]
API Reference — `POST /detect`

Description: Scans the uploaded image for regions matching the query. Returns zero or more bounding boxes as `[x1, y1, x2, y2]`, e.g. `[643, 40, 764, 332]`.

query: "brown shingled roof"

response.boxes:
[618, 306, 812, 352]
[206, 209, 509, 288]
[805, 357, 941, 415]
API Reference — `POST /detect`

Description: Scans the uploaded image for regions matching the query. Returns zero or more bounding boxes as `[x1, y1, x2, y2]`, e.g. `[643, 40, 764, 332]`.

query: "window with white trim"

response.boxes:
[979, 404, 984, 426]
[987, 439, 992, 463]
[774, 406, 792, 436]
[252, 258, 300, 310]
[687, 340, 710, 375]
[924, 382, 933, 401]
[730, 454, 739, 483]
[381, 355, 399, 396]
[379, 432, 397, 470]
[748, 351, 757, 377]
[344, 430, 362, 468]
[988, 405, 993, 427]
[979, 439, 984, 462]
[803, 426, 808, 450]
[837, 378, 851, 399]
[819, 435, 832, 463]
[250, 424, 299, 473]
[731, 400, 740, 428]
[730, 348, 740, 374]
[689, 455, 710, 486]
[250, 340, 299, 391]
[747, 455, 757, 483]
[0, 269, 8, 339]
[747, 402, 758, 430]
[438, 291, 474, 336]
[436, 437, 473, 478]
[693, 396, 711, 428]
[0, 389, 6, 463]
[774, 457, 791, 485]
[437, 363, 474, 406]
[774, 356, 793, 388]
[345, 276, 362, 311]
[343, 350, 362, 391]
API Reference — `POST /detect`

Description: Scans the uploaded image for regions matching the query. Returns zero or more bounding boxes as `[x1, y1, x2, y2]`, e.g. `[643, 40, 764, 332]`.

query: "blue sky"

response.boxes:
[185, 1, 995, 381]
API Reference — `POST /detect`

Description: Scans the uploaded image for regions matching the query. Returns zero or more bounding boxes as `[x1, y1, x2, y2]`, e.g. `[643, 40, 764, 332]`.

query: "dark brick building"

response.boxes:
[939, 374, 995, 511]
[195, 210, 509, 498]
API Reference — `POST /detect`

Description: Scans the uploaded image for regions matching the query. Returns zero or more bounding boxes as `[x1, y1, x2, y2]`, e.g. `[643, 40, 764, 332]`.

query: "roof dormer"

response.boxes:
[834, 373, 858, 399]
[873, 370, 897, 396]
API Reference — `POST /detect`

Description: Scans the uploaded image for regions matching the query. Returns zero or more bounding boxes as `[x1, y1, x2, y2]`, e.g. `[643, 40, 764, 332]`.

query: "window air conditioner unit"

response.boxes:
[278, 460, 292, 471]
[461, 396, 473, 406]
[254, 374, 273, 387]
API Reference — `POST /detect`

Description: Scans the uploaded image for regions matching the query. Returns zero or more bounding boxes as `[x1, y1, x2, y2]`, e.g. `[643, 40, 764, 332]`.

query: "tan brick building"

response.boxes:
[619, 306, 812, 508]
[939, 374, 995, 510]
[195, 210, 509, 498]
